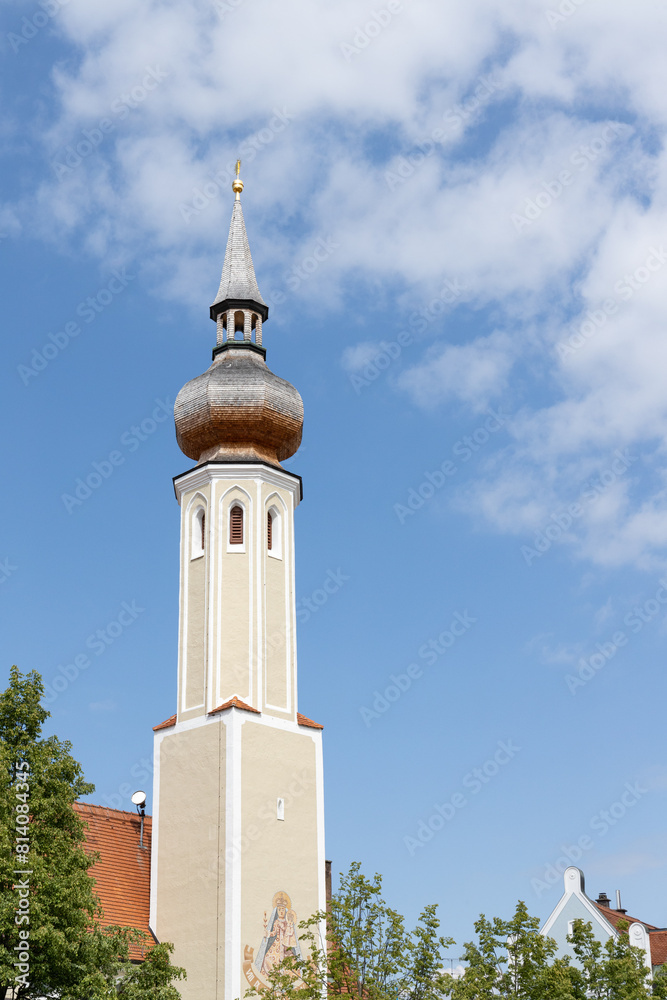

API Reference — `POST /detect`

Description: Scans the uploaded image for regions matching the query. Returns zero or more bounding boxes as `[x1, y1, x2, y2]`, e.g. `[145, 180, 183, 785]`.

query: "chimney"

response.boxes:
[615, 890, 626, 914]
[596, 892, 612, 909]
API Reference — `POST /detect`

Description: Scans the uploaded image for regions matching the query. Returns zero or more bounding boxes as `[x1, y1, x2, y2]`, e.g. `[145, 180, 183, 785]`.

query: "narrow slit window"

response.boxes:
[192, 507, 205, 559]
[267, 506, 282, 558]
[230, 505, 244, 545]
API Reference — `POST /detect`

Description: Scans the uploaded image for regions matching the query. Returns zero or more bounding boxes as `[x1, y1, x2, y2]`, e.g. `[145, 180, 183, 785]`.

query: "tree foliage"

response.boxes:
[248, 862, 454, 1000]
[445, 901, 575, 999]
[446, 904, 667, 1000]
[250, 866, 667, 1000]
[0, 666, 185, 999]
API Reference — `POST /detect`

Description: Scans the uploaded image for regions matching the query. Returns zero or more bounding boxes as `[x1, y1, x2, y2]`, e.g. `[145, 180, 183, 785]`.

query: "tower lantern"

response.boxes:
[151, 173, 325, 999]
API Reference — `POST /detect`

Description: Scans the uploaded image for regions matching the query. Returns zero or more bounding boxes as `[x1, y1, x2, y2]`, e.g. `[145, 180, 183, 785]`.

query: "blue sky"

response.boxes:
[2, 0, 667, 961]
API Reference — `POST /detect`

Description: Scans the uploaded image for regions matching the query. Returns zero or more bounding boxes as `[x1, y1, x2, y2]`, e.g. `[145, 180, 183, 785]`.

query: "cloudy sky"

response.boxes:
[2, 0, 667, 954]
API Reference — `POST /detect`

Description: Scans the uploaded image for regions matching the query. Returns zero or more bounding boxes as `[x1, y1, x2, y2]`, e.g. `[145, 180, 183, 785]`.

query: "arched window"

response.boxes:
[267, 506, 282, 558]
[229, 505, 244, 545]
[192, 506, 205, 559]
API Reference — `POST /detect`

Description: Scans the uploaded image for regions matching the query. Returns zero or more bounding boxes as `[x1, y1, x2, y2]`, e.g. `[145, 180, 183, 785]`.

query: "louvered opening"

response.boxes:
[230, 505, 244, 545]
[267, 511, 273, 551]
[201, 512, 206, 551]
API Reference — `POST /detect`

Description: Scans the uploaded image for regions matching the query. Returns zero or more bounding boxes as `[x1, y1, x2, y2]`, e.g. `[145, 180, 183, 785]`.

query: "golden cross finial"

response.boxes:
[232, 159, 243, 200]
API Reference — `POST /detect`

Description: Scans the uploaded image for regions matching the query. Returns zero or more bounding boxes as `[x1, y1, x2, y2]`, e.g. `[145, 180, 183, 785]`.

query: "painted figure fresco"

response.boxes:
[254, 891, 302, 975]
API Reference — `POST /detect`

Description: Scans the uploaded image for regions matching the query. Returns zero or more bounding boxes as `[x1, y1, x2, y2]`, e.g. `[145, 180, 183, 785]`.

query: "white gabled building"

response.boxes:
[541, 867, 667, 977]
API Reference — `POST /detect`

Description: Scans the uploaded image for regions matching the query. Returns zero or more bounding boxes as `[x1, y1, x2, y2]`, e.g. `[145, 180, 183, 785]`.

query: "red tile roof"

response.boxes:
[155, 705, 323, 728]
[595, 903, 657, 932]
[153, 713, 176, 731]
[594, 904, 667, 968]
[297, 712, 323, 729]
[650, 930, 667, 967]
[209, 696, 260, 715]
[75, 802, 153, 961]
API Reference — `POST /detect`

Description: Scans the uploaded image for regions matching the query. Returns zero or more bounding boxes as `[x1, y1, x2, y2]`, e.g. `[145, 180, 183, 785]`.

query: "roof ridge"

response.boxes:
[209, 695, 260, 715]
[297, 711, 324, 730]
[75, 802, 153, 820]
[594, 902, 657, 930]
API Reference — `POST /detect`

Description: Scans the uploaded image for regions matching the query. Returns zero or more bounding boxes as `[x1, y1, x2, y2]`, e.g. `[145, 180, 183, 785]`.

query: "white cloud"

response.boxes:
[399, 331, 514, 411]
[341, 341, 387, 373]
[9, 0, 667, 568]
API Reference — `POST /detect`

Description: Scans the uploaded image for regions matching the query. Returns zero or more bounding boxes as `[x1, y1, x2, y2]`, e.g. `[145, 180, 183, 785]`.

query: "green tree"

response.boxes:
[254, 877, 667, 1000]
[447, 903, 667, 999]
[567, 917, 667, 999]
[0, 666, 185, 999]
[445, 901, 575, 1000]
[247, 862, 454, 1000]
[116, 942, 186, 999]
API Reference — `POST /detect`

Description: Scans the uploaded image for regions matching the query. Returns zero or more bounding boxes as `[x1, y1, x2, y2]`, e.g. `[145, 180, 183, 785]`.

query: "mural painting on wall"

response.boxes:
[243, 891, 303, 989]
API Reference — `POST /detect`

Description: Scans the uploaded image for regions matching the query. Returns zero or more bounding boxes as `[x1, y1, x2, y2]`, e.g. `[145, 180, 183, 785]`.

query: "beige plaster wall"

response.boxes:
[264, 539, 288, 711]
[155, 722, 226, 998]
[178, 485, 211, 721]
[261, 485, 295, 721]
[185, 552, 207, 710]
[217, 487, 252, 706]
[239, 720, 321, 993]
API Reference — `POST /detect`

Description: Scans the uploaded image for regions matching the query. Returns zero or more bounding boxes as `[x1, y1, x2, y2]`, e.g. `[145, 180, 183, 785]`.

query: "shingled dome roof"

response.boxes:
[176, 174, 302, 468]
[175, 344, 303, 466]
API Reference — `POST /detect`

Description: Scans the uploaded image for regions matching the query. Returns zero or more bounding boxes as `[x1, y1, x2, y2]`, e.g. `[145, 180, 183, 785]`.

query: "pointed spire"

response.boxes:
[210, 161, 268, 323]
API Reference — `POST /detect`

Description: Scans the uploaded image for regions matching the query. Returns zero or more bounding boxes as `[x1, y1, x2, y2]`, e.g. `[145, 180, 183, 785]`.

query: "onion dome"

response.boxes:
[175, 163, 303, 467]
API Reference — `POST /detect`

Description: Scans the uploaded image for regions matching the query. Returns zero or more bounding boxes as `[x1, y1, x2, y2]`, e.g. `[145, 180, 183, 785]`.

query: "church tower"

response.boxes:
[150, 167, 326, 999]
